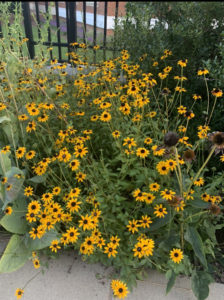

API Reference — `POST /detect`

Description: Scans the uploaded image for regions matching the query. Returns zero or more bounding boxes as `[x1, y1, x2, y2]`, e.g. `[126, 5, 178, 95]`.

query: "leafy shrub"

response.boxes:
[114, 2, 224, 134]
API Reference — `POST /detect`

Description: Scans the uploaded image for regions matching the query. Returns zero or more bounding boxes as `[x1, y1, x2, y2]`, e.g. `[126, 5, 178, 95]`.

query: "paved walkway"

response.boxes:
[0, 238, 224, 300]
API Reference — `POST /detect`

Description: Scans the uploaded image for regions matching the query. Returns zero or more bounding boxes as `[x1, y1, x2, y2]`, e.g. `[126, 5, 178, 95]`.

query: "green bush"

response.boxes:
[114, 2, 224, 131]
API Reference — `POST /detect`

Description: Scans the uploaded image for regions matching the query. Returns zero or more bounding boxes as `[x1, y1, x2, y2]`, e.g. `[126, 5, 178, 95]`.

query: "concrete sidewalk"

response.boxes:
[0, 238, 224, 300]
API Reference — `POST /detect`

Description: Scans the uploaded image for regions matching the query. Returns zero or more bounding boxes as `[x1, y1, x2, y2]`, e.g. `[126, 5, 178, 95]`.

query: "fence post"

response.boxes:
[22, 2, 35, 59]
[67, 2, 77, 45]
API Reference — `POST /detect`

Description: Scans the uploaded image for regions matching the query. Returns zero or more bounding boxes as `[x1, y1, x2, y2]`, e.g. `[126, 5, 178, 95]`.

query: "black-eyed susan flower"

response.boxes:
[100, 111, 111, 122]
[66, 227, 80, 243]
[16, 147, 26, 159]
[197, 68, 209, 76]
[184, 110, 195, 120]
[66, 198, 81, 213]
[170, 248, 184, 264]
[156, 161, 169, 175]
[104, 243, 118, 258]
[28, 200, 41, 214]
[177, 59, 188, 67]
[201, 193, 210, 202]
[1, 145, 11, 154]
[50, 240, 61, 253]
[75, 171, 86, 182]
[0, 102, 6, 111]
[24, 186, 33, 197]
[112, 130, 120, 139]
[126, 219, 139, 234]
[74, 146, 88, 158]
[211, 88, 222, 98]
[52, 186, 61, 195]
[97, 237, 106, 249]
[161, 189, 175, 200]
[111, 280, 129, 299]
[4, 206, 13, 215]
[25, 150, 36, 160]
[6, 183, 12, 191]
[139, 215, 152, 228]
[15, 288, 24, 299]
[26, 121, 36, 133]
[177, 105, 187, 115]
[27, 106, 40, 116]
[132, 188, 145, 202]
[41, 192, 53, 203]
[144, 137, 153, 145]
[26, 211, 37, 223]
[69, 159, 80, 171]
[136, 147, 149, 159]
[110, 236, 120, 248]
[184, 189, 194, 200]
[58, 147, 71, 163]
[194, 177, 204, 186]
[166, 159, 177, 171]
[149, 182, 160, 192]
[79, 214, 93, 231]
[69, 187, 81, 198]
[123, 137, 136, 149]
[152, 145, 165, 156]
[18, 114, 29, 121]
[133, 240, 145, 259]
[38, 113, 49, 123]
[154, 204, 168, 218]
[144, 192, 155, 204]
[29, 225, 45, 239]
[1, 177, 7, 184]
[32, 258, 40, 269]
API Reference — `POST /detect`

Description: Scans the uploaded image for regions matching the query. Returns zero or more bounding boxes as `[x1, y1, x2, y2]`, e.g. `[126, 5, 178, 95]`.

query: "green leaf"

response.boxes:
[185, 226, 207, 268]
[191, 270, 214, 300]
[189, 199, 210, 209]
[24, 229, 59, 250]
[0, 197, 28, 234]
[166, 270, 176, 294]
[0, 234, 31, 273]
[0, 151, 11, 175]
[0, 116, 11, 123]
[149, 210, 173, 231]
[2, 167, 24, 207]
[28, 175, 47, 183]
[0, 112, 19, 146]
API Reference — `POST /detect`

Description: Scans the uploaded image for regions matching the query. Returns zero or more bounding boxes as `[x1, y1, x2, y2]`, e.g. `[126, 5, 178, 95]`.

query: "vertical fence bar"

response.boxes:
[113, 1, 119, 59]
[83, 1, 86, 44]
[65, 1, 70, 61]
[35, 2, 41, 40]
[103, 2, 108, 61]
[22, 2, 35, 59]
[0, 21, 2, 38]
[55, 1, 62, 61]
[93, 1, 97, 64]
[45, 2, 53, 60]
[68, 2, 77, 44]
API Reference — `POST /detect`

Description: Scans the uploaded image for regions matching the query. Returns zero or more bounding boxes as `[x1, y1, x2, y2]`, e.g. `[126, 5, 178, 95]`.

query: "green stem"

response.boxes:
[186, 146, 216, 196]
[207, 96, 217, 125]
[174, 147, 183, 197]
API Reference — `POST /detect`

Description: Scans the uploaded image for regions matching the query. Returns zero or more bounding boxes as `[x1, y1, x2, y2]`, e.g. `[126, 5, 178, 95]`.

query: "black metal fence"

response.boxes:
[21, 1, 121, 63]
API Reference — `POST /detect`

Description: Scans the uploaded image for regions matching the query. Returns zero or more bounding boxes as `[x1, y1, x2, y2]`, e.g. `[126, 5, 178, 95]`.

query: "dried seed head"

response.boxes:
[183, 149, 196, 163]
[164, 132, 179, 147]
